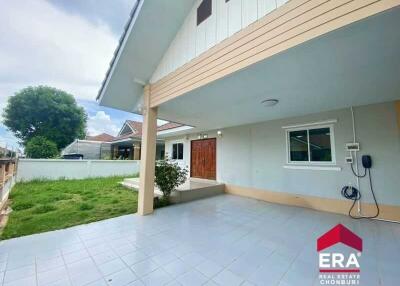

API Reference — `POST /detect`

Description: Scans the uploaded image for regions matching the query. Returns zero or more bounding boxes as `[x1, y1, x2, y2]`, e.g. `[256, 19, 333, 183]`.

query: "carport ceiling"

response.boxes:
[158, 6, 400, 131]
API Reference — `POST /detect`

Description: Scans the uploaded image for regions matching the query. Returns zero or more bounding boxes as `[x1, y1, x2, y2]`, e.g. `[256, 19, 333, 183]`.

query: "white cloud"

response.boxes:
[87, 111, 119, 136]
[0, 0, 118, 105]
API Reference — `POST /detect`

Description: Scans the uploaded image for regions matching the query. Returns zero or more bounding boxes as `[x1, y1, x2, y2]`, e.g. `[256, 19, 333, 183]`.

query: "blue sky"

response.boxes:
[0, 0, 143, 149]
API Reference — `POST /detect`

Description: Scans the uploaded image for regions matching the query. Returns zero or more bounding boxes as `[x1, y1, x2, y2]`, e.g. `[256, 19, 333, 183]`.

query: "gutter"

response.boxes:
[96, 0, 143, 102]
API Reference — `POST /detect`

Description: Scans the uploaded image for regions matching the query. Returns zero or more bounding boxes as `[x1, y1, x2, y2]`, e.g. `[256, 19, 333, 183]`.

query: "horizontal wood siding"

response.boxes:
[150, 0, 400, 107]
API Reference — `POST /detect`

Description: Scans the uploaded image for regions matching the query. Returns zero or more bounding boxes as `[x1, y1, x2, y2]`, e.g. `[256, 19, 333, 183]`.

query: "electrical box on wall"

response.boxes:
[345, 142, 360, 152]
[345, 157, 353, 164]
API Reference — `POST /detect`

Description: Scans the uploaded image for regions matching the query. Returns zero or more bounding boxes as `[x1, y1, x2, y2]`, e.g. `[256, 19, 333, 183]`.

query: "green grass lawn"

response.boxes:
[1, 176, 138, 240]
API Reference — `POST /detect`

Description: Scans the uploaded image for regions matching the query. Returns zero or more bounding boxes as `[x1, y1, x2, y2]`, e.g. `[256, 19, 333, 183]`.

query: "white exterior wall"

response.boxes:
[165, 138, 192, 171]
[164, 102, 400, 206]
[151, 0, 288, 82]
[17, 159, 140, 182]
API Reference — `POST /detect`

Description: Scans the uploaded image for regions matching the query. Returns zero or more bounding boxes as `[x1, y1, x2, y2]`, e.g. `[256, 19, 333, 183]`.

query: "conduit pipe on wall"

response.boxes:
[349, 106, 400, 224]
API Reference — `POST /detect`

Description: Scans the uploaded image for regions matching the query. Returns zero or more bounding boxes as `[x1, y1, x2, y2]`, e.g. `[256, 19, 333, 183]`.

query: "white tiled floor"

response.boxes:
[0, 194, 399, 286]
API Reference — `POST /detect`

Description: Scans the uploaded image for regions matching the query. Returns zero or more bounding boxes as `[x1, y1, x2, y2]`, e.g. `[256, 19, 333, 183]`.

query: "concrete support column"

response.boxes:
[138, 85, 157, 215]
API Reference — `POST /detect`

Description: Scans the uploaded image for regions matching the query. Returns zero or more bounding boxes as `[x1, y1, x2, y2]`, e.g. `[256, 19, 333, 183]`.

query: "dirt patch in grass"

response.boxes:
[1, 176, 138, 240]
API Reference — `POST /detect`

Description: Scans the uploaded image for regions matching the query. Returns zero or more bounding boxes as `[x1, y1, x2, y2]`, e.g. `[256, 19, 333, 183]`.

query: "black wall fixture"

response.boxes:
[197, 0, 212, 26]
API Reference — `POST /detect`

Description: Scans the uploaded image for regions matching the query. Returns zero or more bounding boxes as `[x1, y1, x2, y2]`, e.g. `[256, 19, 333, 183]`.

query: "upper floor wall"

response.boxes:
[150, 0, 288, 83]
[149, 0, 400, 108]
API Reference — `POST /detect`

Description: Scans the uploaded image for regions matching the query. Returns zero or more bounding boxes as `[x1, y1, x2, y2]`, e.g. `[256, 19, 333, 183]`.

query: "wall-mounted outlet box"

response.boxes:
[345, 142, 360, 152]
[345, 157, 353, 164]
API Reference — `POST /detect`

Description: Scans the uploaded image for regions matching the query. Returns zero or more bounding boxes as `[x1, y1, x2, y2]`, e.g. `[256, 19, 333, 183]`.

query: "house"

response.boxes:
[97, 0, 400, 219]
[110, 120, 188, 160]
[62, 120, 189, 160]
[62, 133, 115, 160]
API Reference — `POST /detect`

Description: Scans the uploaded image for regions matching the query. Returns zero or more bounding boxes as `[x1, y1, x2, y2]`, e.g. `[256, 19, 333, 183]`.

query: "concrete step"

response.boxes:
[121, 177, 225, 203]
[120, 178, 163, 197]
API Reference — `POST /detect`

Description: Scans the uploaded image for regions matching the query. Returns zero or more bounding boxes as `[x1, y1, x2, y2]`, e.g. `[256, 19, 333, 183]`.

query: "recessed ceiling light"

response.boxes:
[261, 99, 279, 107]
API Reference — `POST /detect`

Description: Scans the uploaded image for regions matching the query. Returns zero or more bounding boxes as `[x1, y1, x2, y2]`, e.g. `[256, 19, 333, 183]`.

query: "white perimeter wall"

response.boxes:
[165, 102, 400, 206]
[151, 0, 289, 82]
[17, 160, 140, 182]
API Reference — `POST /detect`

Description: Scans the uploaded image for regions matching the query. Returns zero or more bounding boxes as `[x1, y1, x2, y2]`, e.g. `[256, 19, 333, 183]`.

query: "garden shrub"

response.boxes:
[155, 158, 188, 201]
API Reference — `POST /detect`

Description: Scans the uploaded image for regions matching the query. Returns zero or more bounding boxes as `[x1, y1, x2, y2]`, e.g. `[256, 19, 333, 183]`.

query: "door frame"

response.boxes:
[190, 138, 217, 180]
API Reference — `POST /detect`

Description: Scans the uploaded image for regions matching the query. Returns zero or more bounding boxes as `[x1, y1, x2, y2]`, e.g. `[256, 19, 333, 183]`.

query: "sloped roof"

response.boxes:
[113, 120, 183, 142]
[96, 0, 196, 112]
[126, 120, 143, 135]
[86, 133, 115, 142]
[157, 122, 183, 132]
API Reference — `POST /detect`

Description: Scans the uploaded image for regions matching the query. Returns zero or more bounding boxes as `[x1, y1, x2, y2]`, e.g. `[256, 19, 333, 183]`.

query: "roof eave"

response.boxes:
[96, 0, 143, 102]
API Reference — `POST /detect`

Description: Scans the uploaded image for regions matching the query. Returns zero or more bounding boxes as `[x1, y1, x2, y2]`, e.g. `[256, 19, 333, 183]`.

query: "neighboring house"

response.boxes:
[111, 120, 179, 160]
[62, 133, 114, 160]
[62, 121, 190, 160]
[97, 0, 400, 218]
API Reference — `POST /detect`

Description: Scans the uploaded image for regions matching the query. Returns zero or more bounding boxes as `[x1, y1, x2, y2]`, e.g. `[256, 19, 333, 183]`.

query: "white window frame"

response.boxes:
[171, 142, 184, 161]
[284, 122, 337, 166]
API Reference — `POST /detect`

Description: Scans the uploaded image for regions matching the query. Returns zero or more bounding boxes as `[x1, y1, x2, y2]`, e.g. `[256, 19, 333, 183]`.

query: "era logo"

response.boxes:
[317, 224, 362, 273]
[319, 253, 360, 269]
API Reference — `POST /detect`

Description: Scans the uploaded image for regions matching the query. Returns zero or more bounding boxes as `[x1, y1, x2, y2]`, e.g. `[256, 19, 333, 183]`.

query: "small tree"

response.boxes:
[155, 158, 188, 201]
[25, 136, 59, 159]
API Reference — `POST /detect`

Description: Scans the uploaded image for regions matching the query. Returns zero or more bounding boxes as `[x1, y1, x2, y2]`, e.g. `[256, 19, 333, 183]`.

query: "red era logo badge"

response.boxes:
[317, 224, 363, 273]
[317, 224, 362, 252]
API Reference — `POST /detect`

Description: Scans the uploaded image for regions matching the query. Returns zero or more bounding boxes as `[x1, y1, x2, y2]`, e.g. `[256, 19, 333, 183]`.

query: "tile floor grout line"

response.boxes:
[276, 222, 319, 286]
[1, 253, 8, 286]
[114, 238, 144, 285]
[74, 230, 110, 286]
[34, 255, 38, 286]
[59, 243, 75, 286]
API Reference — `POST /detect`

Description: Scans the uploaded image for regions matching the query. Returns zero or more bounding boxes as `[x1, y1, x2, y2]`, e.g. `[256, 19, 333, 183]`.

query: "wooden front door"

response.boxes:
[191, 138, 216, 180]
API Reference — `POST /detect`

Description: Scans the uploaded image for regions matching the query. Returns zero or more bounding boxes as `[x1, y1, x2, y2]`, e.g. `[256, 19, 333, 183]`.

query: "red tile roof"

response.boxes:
[126, 120, 143, 135]
[86, 133, 115, 142]
[157, 122, 183, 132]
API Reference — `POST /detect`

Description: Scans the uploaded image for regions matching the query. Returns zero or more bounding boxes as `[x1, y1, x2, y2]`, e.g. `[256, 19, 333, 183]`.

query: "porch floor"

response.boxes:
[0, 195, 399, 286]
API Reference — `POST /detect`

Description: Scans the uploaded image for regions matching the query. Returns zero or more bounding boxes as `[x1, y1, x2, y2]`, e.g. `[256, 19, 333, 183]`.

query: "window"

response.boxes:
[287, 125, 335, 164]
[197, 0, 212, 26]
[172, 143, 184, 160]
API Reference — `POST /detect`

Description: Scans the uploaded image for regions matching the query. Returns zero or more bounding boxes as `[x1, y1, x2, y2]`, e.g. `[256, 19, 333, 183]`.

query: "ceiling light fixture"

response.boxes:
[261, 99, 279, 107]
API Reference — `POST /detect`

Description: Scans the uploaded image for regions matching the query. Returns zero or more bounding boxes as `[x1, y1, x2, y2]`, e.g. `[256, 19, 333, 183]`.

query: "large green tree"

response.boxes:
[3, 86, 87, 149]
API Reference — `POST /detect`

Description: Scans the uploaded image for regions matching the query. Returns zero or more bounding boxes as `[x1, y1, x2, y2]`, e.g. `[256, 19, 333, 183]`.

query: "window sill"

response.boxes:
[283, 165, 341, 171]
